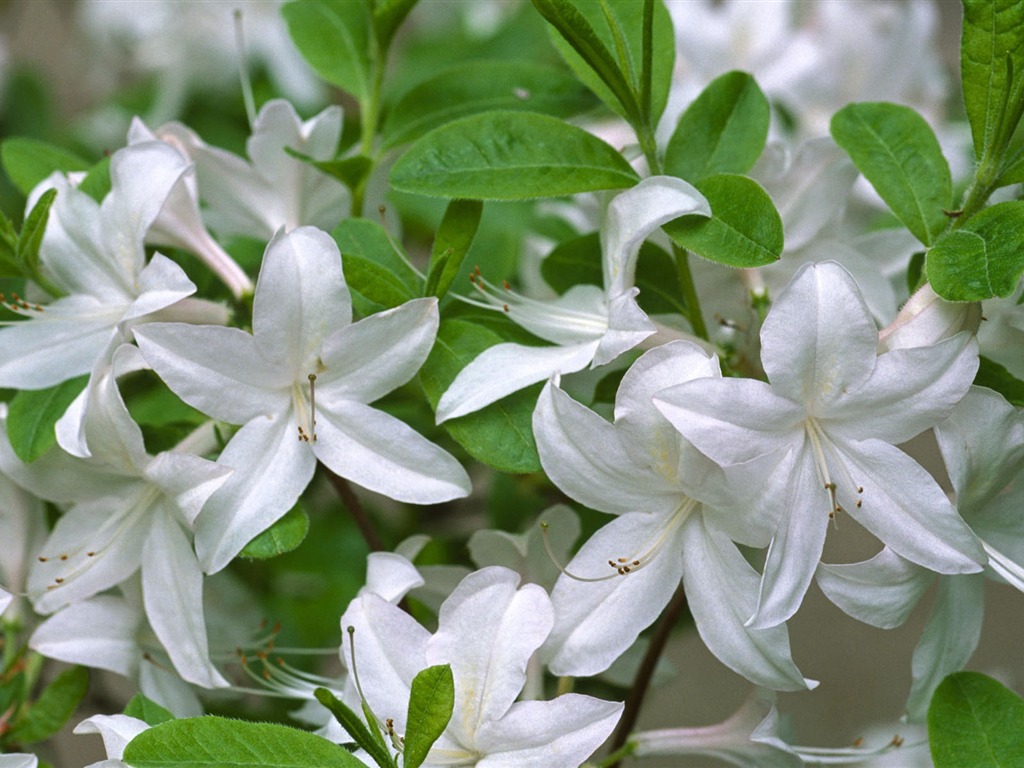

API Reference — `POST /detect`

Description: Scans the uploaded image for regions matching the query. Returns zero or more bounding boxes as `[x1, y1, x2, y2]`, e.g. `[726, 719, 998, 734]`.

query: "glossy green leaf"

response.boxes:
[534, 0, 674, 126]
[926, 201, 1024, 301]
[15, 188, 60, 296]
[961, 0, 1024, 162]
[239, 504, 310, 560]
[77, 156, 112, 203]
[664, 174, 782, 268]
[831, 102, 952, 246]
[123, 694, 175, 727]
[371, 0, 418, 49]
[403, 665, 455, 768]
[287, 147, 372, 194]
[122, 716, 366, 767]
[7, 376, 89, 463]
[929, 671, 1024, 767]
[313, 688, 397, 768]
[333, 218, 421, 314]
[420, 319, 541, 473]
[0, 209, 18, 277]
[0, 137, 89, 197]
[975, 356, 1024, 408]
[541, 231, 685, 315]
[425, 200, 483, 300]
[390, 111, 638, 200]
[383, 60, 595, 150]
[8, 666, 88, 745]
[665, 70, 770, 181]
[282, 0, 372, 104]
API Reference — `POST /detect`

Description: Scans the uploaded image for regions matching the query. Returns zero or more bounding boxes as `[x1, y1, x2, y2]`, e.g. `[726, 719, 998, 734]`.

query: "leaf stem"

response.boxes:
[673, 243, 709, 341]
[606, 584, 689, 768]
[323, 468, 384, 552]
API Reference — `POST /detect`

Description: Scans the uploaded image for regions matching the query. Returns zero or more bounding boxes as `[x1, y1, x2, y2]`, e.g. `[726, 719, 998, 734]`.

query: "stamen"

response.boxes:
[981, 540, 1024, 594]
[805, 419, 864, 526]
[308, 374, 317, 443]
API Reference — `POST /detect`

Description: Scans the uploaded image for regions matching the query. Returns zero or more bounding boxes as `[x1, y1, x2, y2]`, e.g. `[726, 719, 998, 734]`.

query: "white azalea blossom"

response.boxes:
[134, 226, 471, 574]
[436, 175, 710, 422]
[74, 713, 150, 768]
[534, 342, 811, 690]
[0, 346, 230, 689]
[157, 99, 348, 240]
[817, 386, 1024, 721]
[654, 262, 985, 629]
[341, 566, 623, 768]
[0, 141, 197, 393]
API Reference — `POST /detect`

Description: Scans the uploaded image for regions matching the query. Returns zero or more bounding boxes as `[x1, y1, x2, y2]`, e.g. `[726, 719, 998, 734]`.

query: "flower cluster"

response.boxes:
[0, 1, 1021, 767]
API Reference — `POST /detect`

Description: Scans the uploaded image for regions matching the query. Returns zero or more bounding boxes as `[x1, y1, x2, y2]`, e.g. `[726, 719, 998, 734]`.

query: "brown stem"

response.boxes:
[607, 584, 689, 767]
[324, 468, 385, 552]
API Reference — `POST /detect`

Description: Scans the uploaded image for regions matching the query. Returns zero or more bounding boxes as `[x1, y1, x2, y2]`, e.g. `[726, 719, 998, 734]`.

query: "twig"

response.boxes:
[323, 469, 385, 552]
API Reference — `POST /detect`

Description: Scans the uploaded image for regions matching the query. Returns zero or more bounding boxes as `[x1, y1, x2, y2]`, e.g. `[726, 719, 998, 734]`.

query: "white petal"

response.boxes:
[533, 381, 678, 516]
[145, 451, 232, 527]
[837, 437, 986, 574]
[139, 659, 204, 717]
[339, 591, 430, 730]
[73, 714, 149, 759]
[601, 176, 710, 297]
[475, 695, 623, 768]
[830, 332, 979, 443]
[591, 288, 655, 366]
[428, 567, 553, 735]
[905, 575, 985, 722]
[436, 340, 599, 423]
[313, 400, 470, 503]
[760, 262, 878, 409]
[30, 595, 141, 677]
[0, 296, 121, 389]
[252, 227, 351, 373]
[121, 252, 197, 322]
[0, 588, 11, 616]
[134, 322, 289, 424]
[29, 494, 150, 614]
[545, 512, 685, 677]
[362, 552, 424, 603]
[0, 755, 38, 768]
[318, 298, 438, 404]
[682, 515, 812, 691]
[143, 510, 228, 688]
[195, 413, 316, 574]
[816, 549, 933, 629]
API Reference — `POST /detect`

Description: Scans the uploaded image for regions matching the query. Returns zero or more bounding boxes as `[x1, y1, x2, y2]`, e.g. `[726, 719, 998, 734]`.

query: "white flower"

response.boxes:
[134, 226, 471, 573]
[436, 176, 710, 422]
[341, 566, 623, 768]
[654, 262, 985, 629]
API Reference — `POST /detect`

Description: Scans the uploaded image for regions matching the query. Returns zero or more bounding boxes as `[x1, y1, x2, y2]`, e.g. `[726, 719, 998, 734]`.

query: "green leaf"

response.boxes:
[7, 376, 89, 463]
[382, 60, 595, 150]
[333, 218, 421, 314]
[123, 694, 175, 727]
[961, 0, 1024, 163]
[928, 671, 1024, 767]
[239, 504, 310, 560]
[282, 0, 372, 104]
[664, 70, 770, 182]
[541, 232, 684, 315]
[831, 102, 952, 246]
[926, 201, 1024, 301]
[534, 0, 674, 127]
[313, 688, 397, 768]
[0, 138, 89, 197]
[403, 665, 455, 768]
[664, 174, 782, 268]
[343, 255, 418, 309]
[975, 356, 1024, 408]
[389, 111, 638, 200]
[425, 200, 483, 300]
[15, 188, 61, 295]
[420, 319, 541, 473]
[77, 156, 112, 203]
[9, 666, 89, 745]
[371, 0, 418, 49]
[122, 716, 366, 767]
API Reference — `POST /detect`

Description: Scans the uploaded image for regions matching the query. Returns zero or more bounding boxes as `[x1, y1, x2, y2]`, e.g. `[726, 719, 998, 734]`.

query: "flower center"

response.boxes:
[295, 373, 318, 443]
[804, 417, 863, 523]
[543, 498, 698, 582]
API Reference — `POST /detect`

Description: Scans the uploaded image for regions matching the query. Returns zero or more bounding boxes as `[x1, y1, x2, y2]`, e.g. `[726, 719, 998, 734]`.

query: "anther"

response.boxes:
[307, 374, 318, 442]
